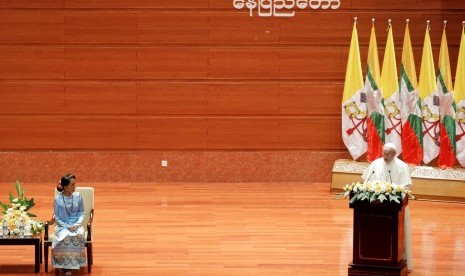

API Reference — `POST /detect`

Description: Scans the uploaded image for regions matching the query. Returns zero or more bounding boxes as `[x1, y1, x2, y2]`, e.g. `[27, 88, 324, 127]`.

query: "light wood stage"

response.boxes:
[1, 182, 464, 275]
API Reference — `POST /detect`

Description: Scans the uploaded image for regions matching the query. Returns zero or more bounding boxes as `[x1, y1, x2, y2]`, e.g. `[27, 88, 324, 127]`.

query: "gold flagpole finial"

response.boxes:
[426, 20, 430, 30]
[372, 18, 375, 26]
[406, 19, 410, 25]
[354, 17, 358, 24]
[388, 18, 392, 26]
[444, 20, 447, 28]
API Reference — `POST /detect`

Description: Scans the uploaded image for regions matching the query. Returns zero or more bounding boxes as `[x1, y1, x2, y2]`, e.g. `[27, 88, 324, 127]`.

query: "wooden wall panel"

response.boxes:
[207, 83, 280, 114]
[0, 1, 463, 152]
[0, 83, 64, 114]
[64, 118, 137, 149]
[137, 48, 209, 79]
[207, 119, 280, 149]
[279, 117, 343, 149]
[278, 83, 342, 115]
[137, 118, 208, 149]
[64, 12, 137, 43]
[0, 48, 64, 79]
[64, 48, 137, 79]
[63, 0, 209, 9]
[0, 0, 64, 8]
[0, 12, 64, 43]
[350, 0, 465, 10]
[137, 13, 209, 44]
[136, 83, 209, 115]
[0, 11, 463, 46]
[65, 83, 137, 114]
[0, 118, 65, 149]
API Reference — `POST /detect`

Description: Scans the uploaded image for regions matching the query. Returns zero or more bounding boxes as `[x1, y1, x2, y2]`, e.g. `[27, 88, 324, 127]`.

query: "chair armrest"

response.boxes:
[44, 215, 55, 241]
[87, 209, 94, 241]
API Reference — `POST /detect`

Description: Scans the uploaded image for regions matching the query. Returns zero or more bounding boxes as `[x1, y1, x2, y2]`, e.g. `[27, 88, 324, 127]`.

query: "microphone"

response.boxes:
[388, 170, 392, 183]
[366, 170, 375, 182]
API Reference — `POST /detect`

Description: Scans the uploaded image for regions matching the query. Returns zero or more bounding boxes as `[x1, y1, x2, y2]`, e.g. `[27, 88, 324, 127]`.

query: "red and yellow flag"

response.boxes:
[419, 22, 439, 165]
[380, 21, 401, 156]
[400, 20, 423, 165]
[437, 22, 456, 168]
[365, 20, 384, 162]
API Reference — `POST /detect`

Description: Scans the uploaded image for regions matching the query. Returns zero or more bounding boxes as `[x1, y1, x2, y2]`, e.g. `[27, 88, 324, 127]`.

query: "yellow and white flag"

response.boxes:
[342, 18, 366, 160]
[456, 23, 465, 167]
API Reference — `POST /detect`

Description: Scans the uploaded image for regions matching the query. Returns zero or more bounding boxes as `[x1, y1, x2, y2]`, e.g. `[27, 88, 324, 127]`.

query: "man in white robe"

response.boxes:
[362, 143, 413, 271]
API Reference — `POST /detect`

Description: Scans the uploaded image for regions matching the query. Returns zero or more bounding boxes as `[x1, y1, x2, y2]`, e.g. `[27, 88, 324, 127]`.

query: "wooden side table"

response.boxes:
[0, 235, 42, 273]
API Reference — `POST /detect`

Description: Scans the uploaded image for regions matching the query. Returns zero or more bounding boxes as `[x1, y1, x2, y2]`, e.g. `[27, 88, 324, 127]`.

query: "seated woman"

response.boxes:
[52, 174, 86, 276]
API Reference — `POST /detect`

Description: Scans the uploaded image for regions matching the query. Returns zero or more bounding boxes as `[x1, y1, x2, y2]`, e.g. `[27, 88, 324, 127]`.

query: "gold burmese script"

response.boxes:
[233, 0, 341, 17]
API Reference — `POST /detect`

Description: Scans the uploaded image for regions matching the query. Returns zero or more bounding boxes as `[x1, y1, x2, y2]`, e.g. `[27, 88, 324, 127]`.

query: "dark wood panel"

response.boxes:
[0, 47, 64, 79]
[64, 118, 137, 149]
[64, 12, 137, 43]
[0, 83, 64, 114]
[137, 118, 208, 149]
[0, 118, 65, 149]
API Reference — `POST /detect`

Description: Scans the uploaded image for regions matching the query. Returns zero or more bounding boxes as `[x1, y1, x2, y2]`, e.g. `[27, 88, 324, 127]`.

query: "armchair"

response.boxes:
[43, 187, 94, 273]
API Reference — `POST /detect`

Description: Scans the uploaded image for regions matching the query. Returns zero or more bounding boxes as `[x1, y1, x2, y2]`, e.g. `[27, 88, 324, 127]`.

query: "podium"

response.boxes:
[348, 196, 408, 276]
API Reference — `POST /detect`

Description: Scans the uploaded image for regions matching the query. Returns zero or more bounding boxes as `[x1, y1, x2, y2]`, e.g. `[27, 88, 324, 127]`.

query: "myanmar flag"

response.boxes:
[380, 21, 401, 157]
[342, 18, 366, 160]
[437, 23, 456, 168]
[365, 21, 384, 162]
[456, 24, 465, 167]
[419, 23, 440, 165]
[400, 20, 423, 165]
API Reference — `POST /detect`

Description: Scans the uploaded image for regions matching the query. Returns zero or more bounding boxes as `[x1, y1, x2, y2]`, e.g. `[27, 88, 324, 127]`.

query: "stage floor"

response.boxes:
[1, 182, 464, 275]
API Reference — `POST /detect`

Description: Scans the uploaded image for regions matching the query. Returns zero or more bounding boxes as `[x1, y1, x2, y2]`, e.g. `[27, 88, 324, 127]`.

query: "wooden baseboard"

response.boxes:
[331, 159, 465, 203]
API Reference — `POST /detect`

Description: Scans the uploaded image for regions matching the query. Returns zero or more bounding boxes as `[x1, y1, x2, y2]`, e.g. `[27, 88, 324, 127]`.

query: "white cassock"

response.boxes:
[362, 157, 413, 271]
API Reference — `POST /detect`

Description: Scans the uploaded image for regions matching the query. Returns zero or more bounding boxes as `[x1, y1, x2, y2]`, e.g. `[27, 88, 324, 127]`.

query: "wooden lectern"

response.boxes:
[348, 195, 408, 276]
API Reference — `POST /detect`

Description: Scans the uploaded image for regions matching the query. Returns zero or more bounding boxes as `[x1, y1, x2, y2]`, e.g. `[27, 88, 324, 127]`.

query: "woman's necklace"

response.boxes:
[62, 193, 73, 215]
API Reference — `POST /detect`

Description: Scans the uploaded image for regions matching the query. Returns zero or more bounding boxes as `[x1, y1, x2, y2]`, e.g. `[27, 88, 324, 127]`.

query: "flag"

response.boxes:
[437, 23, 456, 168]
[456, 24, 465, 167]
[400, 20, 423, 165]
[342, 19, 366, 160]
[380, 22, 401, 156]
[419, 23, 440, 164]
[365, 21, 385, 162]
